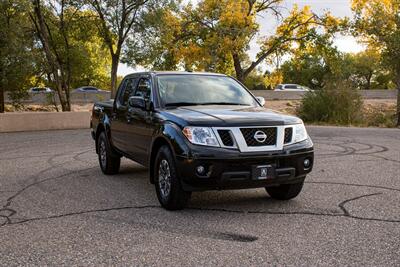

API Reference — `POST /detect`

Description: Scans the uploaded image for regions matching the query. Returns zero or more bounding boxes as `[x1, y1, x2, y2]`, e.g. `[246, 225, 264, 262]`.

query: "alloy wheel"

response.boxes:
[158, 159, 171, 199]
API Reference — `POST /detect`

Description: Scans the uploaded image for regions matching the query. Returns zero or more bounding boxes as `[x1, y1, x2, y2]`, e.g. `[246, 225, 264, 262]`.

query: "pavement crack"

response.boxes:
[305, 181, 400, 192]
[338, 193, 382, 216]
[188, 190, 400, 224]
[2, 167, 96, 210]
[5, 205, 160, 226]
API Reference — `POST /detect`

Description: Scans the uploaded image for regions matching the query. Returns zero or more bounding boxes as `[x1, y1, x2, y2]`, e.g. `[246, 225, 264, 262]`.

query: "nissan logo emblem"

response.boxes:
[254, 130, 267, 143]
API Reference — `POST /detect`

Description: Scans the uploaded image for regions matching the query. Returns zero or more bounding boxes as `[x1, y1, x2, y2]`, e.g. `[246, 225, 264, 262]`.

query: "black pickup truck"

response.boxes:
[91, 72, 314, 210]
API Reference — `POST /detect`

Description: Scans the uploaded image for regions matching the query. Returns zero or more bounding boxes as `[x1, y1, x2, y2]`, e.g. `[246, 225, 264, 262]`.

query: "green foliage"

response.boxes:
[33, 6, 111, 90]
[280, 54, 331, 90]
[125, 0, 339, 83]
[0, 0, 40, 109]
[351, 0, 400, 125]
[243, 72, 268, 90]
[66, 10, 111, 90]
[279, 45, 394, 90]
[297, 80, 363, 125]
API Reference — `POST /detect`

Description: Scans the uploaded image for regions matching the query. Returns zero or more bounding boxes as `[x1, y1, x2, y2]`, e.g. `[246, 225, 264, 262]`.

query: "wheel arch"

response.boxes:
[149, 136, 172, 184]
[149, 122, 190, 184]
[95, 120, 112, 154]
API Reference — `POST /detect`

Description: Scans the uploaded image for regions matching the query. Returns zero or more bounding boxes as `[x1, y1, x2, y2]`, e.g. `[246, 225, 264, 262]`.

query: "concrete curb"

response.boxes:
[0, 112, 91, 133]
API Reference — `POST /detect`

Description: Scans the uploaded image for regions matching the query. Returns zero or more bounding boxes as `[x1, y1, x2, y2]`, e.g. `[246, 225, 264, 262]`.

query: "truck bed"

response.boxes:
[91, 100, 115, 134]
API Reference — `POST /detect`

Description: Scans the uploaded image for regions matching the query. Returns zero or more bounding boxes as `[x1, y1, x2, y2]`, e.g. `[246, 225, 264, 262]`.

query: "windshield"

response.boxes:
[156, 74, 258, 107]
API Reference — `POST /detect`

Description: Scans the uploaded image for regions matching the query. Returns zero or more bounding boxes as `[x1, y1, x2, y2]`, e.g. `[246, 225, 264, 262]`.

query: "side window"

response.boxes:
[118, 78, 137, 106]
[134, 78, 151, 100]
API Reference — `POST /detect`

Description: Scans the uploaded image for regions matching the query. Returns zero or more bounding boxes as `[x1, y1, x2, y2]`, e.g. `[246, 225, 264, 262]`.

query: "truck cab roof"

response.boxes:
[124, 71, 227, 78]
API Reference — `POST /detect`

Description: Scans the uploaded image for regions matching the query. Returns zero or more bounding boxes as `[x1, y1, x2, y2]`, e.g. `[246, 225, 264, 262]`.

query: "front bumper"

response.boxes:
[175, 138, 314, 191]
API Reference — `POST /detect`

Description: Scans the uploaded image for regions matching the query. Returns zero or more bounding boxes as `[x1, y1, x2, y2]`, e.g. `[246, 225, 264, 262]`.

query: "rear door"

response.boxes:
[110, 77, 138, 151]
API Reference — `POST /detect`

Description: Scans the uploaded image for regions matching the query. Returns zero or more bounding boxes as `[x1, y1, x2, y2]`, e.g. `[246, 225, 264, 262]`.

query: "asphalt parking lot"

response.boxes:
[0, 126, 399, 266]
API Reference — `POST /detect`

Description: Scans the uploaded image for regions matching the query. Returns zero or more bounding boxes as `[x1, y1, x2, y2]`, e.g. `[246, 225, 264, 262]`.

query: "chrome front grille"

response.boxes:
[213, 125, 295, 152]
[240, 127, 277, 146]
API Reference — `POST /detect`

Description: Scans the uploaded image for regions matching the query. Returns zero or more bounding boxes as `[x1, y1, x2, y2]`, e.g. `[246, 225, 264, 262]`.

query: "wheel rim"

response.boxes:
[158, 159, 171, 199]
[99, 139, 107, 168]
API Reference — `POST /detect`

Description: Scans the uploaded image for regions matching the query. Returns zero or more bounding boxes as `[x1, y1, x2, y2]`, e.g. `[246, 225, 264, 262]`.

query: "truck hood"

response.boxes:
[162, 105, 302, 127]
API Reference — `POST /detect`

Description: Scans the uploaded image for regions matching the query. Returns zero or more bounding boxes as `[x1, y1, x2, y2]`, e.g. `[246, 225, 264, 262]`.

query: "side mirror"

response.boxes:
[128, 96, 146, 110]
[256, 96, 265, 106]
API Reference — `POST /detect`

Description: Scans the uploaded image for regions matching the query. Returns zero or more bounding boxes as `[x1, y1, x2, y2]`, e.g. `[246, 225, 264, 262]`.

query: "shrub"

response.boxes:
[363, 102, 397, 128]
[297, 81, 363, 125]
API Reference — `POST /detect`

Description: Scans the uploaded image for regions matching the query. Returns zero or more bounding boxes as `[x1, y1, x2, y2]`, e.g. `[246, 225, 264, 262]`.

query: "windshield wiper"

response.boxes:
[165, 102, 250, 107]
[165, 102, 201, 107]
[199, 102, 249, 106]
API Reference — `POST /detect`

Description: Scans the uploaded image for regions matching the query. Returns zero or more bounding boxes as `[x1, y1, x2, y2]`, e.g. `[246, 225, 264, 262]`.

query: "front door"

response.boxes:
[124, 76, 154, 163]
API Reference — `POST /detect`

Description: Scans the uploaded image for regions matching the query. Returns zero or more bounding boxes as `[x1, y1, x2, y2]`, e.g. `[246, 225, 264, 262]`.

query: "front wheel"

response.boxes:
[266, 182, 304, 200]
[154, 145, 191, 210]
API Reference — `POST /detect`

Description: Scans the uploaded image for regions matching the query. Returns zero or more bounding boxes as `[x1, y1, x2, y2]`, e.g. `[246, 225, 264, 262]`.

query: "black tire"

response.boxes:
[154, 145, 191, 210]
[97, 131, 120, 175]
[266, 182, 304, 200]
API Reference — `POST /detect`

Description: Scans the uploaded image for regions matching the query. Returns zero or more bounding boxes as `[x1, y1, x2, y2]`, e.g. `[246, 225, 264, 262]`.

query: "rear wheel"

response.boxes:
[97, 132, 120, 175]
[154, 145, 191, 210]
[266, 182, 304, 200]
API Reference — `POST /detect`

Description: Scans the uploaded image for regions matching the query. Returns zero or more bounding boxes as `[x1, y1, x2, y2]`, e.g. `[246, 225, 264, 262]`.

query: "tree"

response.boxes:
[31, 0, 80, 111]
[232, 3, 335, 83]
[350, 48, 382, 89]
[279, 40, 340, 90]
[278, 43, 392, 90]
[88, 0, 160, 96]
[0, 0, 38, 112]
[31, 1, 111, 111]
[351, 0, 400, 126]
[66, 10, 112, 90]
[129, 0, 339, 83]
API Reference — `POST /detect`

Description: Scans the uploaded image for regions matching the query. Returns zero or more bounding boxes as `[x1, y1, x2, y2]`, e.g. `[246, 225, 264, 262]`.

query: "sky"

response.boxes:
[118, 0, 364, 76]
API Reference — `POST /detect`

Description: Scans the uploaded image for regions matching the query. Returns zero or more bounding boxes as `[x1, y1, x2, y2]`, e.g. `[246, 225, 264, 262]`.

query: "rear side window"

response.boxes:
[118, 78, 138, 106]
[285, 85, 298, 89]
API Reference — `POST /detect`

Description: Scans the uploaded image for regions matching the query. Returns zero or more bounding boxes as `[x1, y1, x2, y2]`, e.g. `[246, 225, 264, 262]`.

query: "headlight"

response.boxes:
[182, 127, 220, 147]
[293, 123, 308, 143]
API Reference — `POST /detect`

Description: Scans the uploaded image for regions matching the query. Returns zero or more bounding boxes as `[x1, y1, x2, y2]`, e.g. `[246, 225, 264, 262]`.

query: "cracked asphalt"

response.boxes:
[0, 126, 399, 266]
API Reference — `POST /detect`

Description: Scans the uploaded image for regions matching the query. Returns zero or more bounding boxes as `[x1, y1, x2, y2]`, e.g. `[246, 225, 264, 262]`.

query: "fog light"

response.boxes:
[196, 165, 206, 175]
[304, 158, 311, 168]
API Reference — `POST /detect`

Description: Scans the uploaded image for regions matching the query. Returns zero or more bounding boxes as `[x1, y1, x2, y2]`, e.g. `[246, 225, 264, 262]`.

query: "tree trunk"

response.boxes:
[366, 72, 372, 90]
[232, 53, 245, 83]
[0, 86, 4, 113]
[110, 53, 120, 98]
[32, 0, 70, 111]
